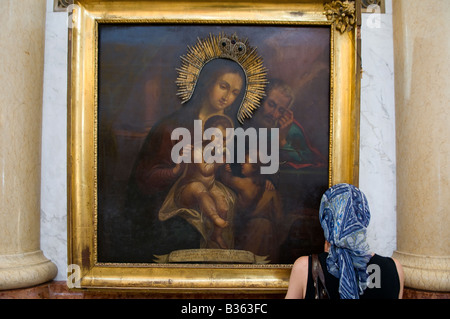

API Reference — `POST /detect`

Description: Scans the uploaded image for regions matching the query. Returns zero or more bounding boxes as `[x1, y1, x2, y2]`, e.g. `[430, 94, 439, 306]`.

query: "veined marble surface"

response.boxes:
[359, 1, 397, 257]
[41, 0, 68, 281]
[40, 0, 397, 280]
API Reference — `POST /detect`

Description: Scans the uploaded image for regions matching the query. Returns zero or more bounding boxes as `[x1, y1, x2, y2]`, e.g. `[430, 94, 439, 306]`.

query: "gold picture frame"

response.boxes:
[68, 0, 361, 293]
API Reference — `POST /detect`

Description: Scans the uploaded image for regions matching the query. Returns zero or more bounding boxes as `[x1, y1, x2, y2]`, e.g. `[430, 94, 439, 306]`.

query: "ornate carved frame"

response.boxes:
[68, 0, 361, 293]
[56, 0, 386, 13]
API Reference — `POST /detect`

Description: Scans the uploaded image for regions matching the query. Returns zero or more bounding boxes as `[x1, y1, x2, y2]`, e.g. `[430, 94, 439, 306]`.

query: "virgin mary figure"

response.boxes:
[117, 34, 267, 263]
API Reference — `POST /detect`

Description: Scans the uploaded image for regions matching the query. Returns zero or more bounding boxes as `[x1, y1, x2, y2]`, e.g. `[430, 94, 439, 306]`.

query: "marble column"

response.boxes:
[392, 0, 450, 291]
[0, 0, 58, 290]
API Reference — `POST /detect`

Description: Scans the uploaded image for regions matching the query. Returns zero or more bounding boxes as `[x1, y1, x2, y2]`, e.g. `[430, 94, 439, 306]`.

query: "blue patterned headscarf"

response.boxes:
[319, 183, 372, 299]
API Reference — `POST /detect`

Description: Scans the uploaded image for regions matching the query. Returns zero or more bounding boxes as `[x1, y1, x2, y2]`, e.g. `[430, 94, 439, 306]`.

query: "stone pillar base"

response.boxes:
[393, 251, 450, 292]
[0, 250, 58, 291]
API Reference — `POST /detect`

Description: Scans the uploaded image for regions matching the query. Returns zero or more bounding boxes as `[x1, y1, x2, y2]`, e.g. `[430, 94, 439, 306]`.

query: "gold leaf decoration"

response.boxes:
[176, 33, 268, 124]
[324, 0, 357, 34]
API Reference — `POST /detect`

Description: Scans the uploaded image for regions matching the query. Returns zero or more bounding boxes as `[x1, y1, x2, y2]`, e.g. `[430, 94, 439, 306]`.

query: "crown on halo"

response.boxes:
[176, 33, 268, 124]
[219, 34, 247, 59]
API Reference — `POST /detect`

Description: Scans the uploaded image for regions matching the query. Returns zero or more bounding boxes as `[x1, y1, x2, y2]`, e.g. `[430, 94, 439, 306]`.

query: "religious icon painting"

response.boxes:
[68, 0, 360, 292]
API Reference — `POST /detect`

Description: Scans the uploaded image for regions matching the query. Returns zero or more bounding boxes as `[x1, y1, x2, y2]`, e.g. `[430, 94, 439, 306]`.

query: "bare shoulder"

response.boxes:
[391, 257, 405, 299]
[293, 255, 309, 269]
[291, 256, 309, 280]
[285, 256, 309, 299]
[391, 257, 405, 282]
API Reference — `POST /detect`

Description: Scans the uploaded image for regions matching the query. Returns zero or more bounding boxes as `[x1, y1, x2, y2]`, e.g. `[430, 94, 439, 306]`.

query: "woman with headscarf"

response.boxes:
[285, 183, 404, 299]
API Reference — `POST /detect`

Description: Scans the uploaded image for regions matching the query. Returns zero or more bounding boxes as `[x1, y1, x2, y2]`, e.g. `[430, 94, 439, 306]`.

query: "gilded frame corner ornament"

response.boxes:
[68, 0, 361, 293]
[324, 0, 357, 33]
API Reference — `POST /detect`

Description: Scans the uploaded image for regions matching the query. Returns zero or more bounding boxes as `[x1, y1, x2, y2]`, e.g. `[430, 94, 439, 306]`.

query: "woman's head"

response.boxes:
[208, 71, 243, 112]
[190, 58, 246, 117]
[319, 183, 370, 245]
[319, 183, 372, 299]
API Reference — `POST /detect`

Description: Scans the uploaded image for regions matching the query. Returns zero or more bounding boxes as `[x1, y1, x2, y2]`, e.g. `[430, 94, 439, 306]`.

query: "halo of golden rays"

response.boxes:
[176, 33, 268, 124]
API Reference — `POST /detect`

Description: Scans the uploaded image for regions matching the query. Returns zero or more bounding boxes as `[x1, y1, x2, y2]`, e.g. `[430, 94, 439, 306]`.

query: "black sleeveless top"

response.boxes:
[305, 252, 400, 299]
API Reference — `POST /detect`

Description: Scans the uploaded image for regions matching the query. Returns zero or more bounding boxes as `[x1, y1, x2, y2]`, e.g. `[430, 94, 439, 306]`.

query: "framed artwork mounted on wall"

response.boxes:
[68, 0, 361, 293]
